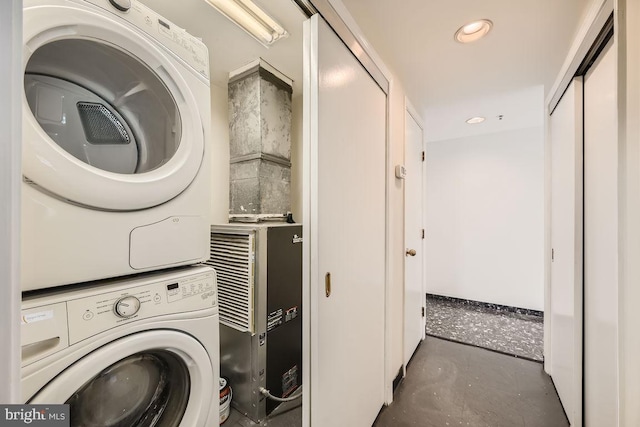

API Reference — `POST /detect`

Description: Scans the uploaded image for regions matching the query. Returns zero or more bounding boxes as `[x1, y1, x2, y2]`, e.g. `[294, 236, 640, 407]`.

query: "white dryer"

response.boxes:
[21, 0, 225, 291]
[21, 265, 220, 427]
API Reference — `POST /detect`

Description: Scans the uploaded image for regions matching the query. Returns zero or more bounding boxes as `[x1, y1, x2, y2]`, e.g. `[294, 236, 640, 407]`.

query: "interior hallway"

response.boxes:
[373, 337, 567, 427]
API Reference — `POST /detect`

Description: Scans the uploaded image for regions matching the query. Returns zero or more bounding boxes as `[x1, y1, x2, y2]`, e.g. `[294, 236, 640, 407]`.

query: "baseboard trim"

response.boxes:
[392, 366, 404, 393]
[426, 334, 544, 364]
[426, 293, 543, 318]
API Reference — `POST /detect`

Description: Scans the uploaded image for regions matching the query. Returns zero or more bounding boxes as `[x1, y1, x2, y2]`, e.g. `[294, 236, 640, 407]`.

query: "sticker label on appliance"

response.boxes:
[282, 365, 299, 397]
[292, 234, 303, 244]
[22, 310, 53, 324]
[285, 306, 298, 322]
[267, 309, 284, 332]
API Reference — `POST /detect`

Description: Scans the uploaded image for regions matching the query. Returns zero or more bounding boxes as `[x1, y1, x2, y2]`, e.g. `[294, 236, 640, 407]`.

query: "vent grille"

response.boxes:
[77, 102, 131, 145]
[205, 232, 255, 333]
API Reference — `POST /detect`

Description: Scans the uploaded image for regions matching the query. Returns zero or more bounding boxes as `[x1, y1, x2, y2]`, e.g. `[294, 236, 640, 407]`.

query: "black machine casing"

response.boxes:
[208, 223, 302, 422]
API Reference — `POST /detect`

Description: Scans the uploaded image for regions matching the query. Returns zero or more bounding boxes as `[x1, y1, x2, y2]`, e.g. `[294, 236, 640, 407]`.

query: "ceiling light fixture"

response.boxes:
[455, 19, 493, 43]
[466, 117, 485, 124]
[205, 0, 288, 47]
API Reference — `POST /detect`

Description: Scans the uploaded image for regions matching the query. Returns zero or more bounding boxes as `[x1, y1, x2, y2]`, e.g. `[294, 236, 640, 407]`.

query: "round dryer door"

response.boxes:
[22, 2, 206, 211]
[29, 331, 216, 427]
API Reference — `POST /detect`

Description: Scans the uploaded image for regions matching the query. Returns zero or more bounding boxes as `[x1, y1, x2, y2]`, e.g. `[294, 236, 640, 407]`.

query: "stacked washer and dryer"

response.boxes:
[20, 0, 223, 425]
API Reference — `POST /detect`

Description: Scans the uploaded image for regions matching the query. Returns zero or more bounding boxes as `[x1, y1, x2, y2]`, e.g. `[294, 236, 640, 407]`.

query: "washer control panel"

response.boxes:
[66, 269, 217, 344]
[84, 0, 210, 79]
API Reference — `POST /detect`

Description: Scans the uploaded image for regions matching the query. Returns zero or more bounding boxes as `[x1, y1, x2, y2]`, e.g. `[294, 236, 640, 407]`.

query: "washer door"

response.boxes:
[29, 331, 215, 427]
[22, 3, 205, 211]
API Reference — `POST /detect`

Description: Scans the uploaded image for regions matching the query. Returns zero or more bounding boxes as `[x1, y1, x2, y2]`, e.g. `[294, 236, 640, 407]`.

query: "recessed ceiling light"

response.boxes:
[466, 117, 485, 124]
[455, 19, 493, 43]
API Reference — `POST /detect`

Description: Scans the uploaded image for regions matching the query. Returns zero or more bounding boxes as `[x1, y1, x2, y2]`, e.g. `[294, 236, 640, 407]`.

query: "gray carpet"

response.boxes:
[426, 295, 544, 362]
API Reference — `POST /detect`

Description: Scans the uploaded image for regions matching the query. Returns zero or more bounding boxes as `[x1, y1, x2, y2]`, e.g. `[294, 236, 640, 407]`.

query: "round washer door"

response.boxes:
[22, 3, 206, 211]
[29, 331, 215, 427]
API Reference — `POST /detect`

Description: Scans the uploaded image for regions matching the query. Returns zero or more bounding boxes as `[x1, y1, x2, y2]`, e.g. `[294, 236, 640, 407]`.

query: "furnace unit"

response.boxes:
[206, 223, 302, 422]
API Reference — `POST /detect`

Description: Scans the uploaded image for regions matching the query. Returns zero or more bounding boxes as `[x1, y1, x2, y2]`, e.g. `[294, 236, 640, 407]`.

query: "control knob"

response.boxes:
[114, 295, 141, 318]
[109, 0, 131, 12]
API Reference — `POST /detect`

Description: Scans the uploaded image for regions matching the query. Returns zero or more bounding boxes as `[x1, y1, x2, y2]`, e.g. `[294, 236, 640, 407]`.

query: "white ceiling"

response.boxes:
[138, 0, 591, 142]
[341, 0, 591, 141]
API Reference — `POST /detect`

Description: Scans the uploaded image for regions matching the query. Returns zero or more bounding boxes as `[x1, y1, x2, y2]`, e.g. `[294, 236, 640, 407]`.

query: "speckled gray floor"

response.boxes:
[426, 296, 544, 362]
[373, 337, 568, 427]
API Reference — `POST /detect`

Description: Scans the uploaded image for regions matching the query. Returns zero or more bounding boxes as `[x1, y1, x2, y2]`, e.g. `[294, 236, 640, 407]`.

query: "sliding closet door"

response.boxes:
[549, 78, 583, 426]
[304, 14, 386, 427]
[584, 38, 618, 427]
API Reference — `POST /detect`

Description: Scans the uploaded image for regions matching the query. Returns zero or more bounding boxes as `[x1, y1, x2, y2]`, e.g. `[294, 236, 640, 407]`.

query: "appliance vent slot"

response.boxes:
[205, 232, 254, 333]
[77, 102, 131, 145]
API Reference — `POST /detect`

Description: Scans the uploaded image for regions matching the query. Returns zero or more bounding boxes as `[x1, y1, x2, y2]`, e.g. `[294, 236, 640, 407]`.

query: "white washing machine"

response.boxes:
[21, 265, 220, 427]
[22, 0, 225, 291]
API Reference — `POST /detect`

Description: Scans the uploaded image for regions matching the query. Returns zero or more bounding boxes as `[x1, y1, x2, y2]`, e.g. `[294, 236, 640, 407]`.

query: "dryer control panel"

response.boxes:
[84, 0, 210, 79]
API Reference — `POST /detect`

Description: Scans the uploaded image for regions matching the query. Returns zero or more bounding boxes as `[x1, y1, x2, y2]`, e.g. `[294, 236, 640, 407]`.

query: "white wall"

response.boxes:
[210, 83, 230, 224]
[0, 0, 22, 403]
[387, 77, 408, 386]
[425, 127, 545, 310]
[291, 94, 303, 222]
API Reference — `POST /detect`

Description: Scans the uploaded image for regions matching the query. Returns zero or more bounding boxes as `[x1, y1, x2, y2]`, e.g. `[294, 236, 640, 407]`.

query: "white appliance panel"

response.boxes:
[21, 0, 223, 291]
[21, 266, 220, 427]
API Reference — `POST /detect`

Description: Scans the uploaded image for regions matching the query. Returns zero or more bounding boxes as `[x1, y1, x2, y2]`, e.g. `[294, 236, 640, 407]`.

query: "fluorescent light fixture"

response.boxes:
[206, 0, 288, 46]
[455, 19, 493, 43]
[466, 116, 485, 124]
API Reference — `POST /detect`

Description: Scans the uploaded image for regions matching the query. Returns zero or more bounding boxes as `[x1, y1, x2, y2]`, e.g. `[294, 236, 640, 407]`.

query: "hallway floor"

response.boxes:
[373, 337, 568, 427]
[426, 295, 544, 361]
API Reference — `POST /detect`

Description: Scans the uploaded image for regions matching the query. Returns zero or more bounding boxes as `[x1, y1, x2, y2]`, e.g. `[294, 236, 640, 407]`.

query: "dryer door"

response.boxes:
[22, 2, 206, 211]
[29, 331, 216, 427]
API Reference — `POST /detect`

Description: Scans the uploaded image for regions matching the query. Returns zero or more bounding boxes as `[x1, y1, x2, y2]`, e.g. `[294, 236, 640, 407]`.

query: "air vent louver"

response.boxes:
[205, 232, 255, 333]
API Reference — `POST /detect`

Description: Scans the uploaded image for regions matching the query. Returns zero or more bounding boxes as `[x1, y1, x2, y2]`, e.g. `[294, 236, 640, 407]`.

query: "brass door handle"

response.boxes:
[325, 272, 331, 297]
[406, 249, 417, 257]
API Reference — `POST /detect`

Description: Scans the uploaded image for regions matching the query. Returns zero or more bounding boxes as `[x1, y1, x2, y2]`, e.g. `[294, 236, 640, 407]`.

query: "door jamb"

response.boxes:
[403, 97, 425, 374]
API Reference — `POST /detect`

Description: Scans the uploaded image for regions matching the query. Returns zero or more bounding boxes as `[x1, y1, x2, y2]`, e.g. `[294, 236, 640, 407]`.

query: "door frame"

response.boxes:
[0, 0, 22, 404]
[403, 97, 425, 370]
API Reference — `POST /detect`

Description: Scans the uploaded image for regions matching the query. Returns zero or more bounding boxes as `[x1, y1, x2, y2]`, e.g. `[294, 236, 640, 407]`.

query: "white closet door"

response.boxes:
[404, 109, 425, 367]
[584, 38, 618, 427]
[304, 14, 386, 427]
[549, 78, 583, 426]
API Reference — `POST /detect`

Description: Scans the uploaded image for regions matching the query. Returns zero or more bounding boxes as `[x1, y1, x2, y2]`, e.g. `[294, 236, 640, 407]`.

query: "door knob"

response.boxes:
[406, 249, 417, 257]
